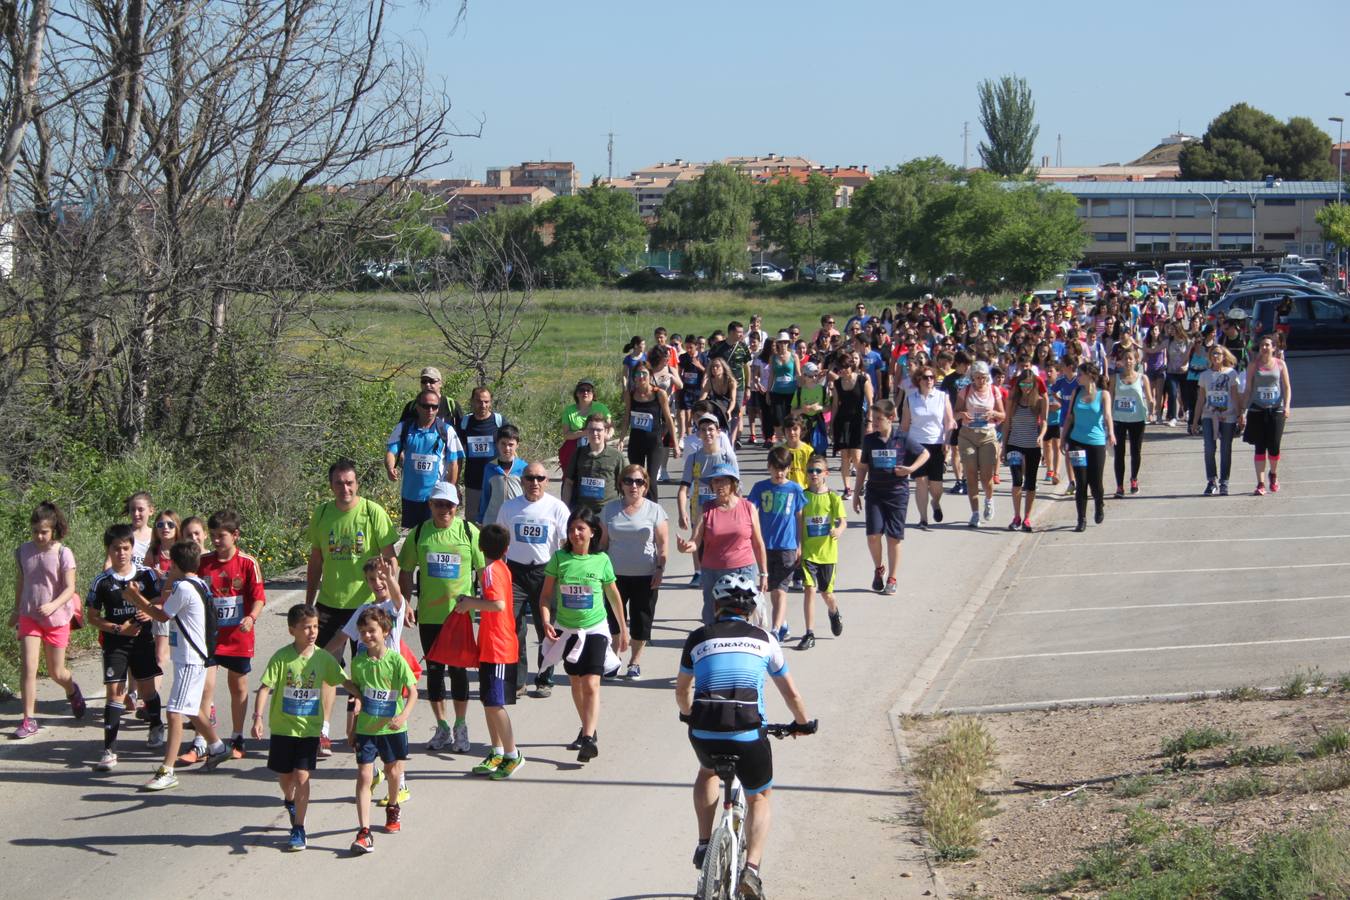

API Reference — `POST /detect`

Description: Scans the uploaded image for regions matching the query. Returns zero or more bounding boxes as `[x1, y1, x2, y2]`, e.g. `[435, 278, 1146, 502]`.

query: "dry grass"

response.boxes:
[913, 717, 997, 862]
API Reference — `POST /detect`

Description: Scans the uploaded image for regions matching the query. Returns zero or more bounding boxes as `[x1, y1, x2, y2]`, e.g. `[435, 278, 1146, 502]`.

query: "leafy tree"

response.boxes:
[448, 205, 543, 288]
[651, 164, 755, 280]
[536, 184, 646, 286]
[848, 157, 960, 280]
[1180, 103, 1334, 181]
[1315, 204, 1350, 251]
[753, 172, 837, 271]
[977, 75, 1039, 176]
[818, 206, 868, 275]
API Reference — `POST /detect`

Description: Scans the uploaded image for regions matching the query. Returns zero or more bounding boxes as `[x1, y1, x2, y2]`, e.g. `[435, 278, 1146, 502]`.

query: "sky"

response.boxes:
[393, 0, 1350, 183]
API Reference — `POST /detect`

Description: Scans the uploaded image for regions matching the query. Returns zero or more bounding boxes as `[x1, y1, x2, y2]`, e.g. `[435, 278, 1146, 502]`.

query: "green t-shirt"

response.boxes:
[307, 498, 397, 610]
[562, 402, 611, 434]
[544, 549, 615, 630]
[397, 517, 484, 625]
[261, 644, 349, 738]
[352, 649, 416, 736]
[802, 489, 846, 564]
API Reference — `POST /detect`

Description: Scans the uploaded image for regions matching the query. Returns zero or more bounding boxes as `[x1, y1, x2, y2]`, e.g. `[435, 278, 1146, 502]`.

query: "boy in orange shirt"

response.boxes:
[454, 524, 523, 779]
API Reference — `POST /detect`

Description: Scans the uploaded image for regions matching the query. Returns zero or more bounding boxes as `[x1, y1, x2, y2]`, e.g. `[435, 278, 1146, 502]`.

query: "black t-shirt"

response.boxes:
[940, 370, 971, 407]
[456, 413, 507, 487]
[87, 565, 161, 644]
[861, 430, 926, 495]
[679, 352, 705, 394]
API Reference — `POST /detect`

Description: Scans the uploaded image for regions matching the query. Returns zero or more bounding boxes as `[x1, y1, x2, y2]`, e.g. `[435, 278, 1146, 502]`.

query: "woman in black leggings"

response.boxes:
[622, 363, 678, 501]
[1110, 347, 1152, 496]
[1003, 368, 1048, 532]
[1062, 362, 1116, 532]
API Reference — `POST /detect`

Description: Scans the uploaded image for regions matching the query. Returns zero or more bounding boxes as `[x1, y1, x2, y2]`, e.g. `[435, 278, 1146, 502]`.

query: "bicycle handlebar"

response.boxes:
[766, 720, 818, 738]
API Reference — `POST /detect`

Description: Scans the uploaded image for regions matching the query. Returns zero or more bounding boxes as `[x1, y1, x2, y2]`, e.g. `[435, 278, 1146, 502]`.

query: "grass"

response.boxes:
[1202, 771, 1276, 803]
[1112, 775, 1160, 798]
[1160, 726, 1237, 757]
[1337, 672, 1350, 693]
[1281, 667, 1324, 699]
[1033, 817, 1350, 898]
[1300, 758, 1350, 793]
[1223, 684, 1264, 701]
[1226, 744, 1299, 768]
[913, 718, 998, 863]
[1313, 727, 1350, 758]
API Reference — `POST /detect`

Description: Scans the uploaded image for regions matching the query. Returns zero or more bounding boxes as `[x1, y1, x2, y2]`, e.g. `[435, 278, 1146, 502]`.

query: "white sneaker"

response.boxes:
[427, 722, 451, 751]
[968, 512, 980, 529]
[94, 750, 118, 772]
[1167, 418, 1178, 427]
[147, 724, 166, 749]
[142, 766, 179, 792]
[451, 721, 471, 753]
[983, 498, 994, 521]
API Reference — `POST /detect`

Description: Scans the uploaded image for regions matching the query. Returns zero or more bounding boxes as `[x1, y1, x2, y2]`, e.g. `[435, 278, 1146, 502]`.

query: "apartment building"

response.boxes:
[1047, 180, 1340, 260]
[431, 185, 557, 232]
[486, 161, 579, 197]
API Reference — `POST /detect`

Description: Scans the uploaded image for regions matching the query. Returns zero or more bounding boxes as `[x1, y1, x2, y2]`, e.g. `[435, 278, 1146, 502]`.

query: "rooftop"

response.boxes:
[1033, 180, 1342, 197]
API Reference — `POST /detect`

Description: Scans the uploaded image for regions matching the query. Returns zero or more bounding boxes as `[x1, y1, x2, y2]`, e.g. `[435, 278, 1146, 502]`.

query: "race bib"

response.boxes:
[1068, 449, 1087, 468]
[775, 373, 793, 387]
[169, 629, 178, 647]
[426, 552, 461, 581]
[410, 453, 436, 474]
[872, 449, 898, 470]
[1207, 390, 1229, 410]
[1256, 386, 1280, 405]
[1048, 409, 1062, 426]
[683, 371, 700, 385]
[362, 686, 397, 718]
[513, 520, 549, 545]
[1006, 451, 1023, 467]
[281, 685, 319, 717]
[213, 594, 243, 627]
[1114, 397, 1136, 414]
[579, 476, 605, 499]
[970, 415, 989, 429]
[560, 583, 593, 610]
[698, 483, 715, 503]
[806, 515, 831, 537]
[631, 411, 654, 432]
[466, 435, 493, 458]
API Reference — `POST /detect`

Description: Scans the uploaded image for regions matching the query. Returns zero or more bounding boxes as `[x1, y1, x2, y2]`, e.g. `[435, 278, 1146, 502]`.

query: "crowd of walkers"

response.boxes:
[8, 281, 1295, 889]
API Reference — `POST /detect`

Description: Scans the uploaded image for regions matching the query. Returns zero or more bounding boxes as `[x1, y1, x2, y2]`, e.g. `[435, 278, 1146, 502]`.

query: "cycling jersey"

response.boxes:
[679, 616, 786, 742]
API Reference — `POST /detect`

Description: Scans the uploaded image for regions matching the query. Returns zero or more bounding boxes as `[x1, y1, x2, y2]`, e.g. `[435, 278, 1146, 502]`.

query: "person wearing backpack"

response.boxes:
[397, 367, 462, 427]
[124, 540, 231, 791]
[386, 388, 465, 528]
[456, 386, 509, 524]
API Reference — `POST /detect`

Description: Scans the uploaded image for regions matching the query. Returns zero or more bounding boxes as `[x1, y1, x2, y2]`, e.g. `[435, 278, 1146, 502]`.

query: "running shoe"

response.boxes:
[351, 828, 374, 854]
[147, 724, 166, 749]
[567, 730, 586, 751]
[1269, 474, 1280, 493]
[738, 865, 765, 900]
[992, 474, 1001, 486]
[624, 665, 642, 681]
[286, 826, 306, 852]
[1254, 482, 1266, 496]
[1021, 520, 1033, 533]
[472, 753, 504, 775]
[284, 799, 297, 827]
[1075, 519, 1087, 533]
[968, 512, 980, 529]
[689, 572, 700, 586]
[142, 766, 179, 792]
[318, 734, 333, 758]
[178, 742, 207, 767]
[1167, 418, 1178, 427]
[68, 684, 86, 719]
[201, 741, 231, 772]
[693, 842, 709, 869]
[1219, 482, 1229, 496]
[385, 803, 401, 834]
[871, 566, 885, 592]
[841, 487, 852, 500]
[1130, 479, 1139, 495]
[884, 578, 897, 595]
[490, 754, 525, 780]
[983, 498, 994, 521]
[576, 734, 598, 763]
[932, 501, 943, 523]
[776, 624, 791, 643]
[1094, 504, 1105, 525]
[230, 736, 246, 760]
[916, 521, 929, 532]
[796, 632, 816, 651]
[94, 750, 117, 771]
[1008, 516, 1022, 531]
[378, 784, 411, 806]
[829, 609, 843, 636]
[1113, 485, 1125, 499]
[1204, 480, 1217, 496]
[14, 717, 40, 739]
[532, 683, 553, 698]
[427, 722, 451, 751]
[451, 721, 471, 753]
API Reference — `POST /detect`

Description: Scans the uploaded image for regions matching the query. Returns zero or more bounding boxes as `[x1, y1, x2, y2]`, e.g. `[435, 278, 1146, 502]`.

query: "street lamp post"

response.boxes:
[1333, 112, 1346, 291]
[1223, 179, 1259, 260]
[1188, 185, 1236, 257]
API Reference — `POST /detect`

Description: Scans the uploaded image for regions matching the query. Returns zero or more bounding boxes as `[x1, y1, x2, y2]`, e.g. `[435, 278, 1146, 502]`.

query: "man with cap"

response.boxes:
[678, 411, 740, 586]
[386, 387, 465, 528]
[496, 461, 570, 697]
[456, 386, 510, 524]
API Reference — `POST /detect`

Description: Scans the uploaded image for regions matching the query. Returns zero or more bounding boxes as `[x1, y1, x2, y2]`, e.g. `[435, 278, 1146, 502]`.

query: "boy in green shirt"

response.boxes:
[346, 606, 418, 854]
[253, 603, 350, 852]
[797, 454, 845, 650]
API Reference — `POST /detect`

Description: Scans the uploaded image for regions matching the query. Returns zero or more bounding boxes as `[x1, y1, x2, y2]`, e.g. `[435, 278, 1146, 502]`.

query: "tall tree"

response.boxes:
[848, 156, 959, 280]
[1180, 103, 1334, 181]
[977, 74, 1039, 176]
[753, 172, 836, 271]
[536, 183, 646, 286]
[651, 164, 754, 280]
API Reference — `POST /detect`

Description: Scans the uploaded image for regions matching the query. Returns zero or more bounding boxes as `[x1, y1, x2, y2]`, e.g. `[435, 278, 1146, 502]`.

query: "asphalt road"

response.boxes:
[920, 352, 1350, 714]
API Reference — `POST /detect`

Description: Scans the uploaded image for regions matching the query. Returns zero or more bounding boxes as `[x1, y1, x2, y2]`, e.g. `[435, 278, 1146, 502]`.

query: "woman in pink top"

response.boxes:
[677, 462, 768, 626]
[11, 502, 85, 739]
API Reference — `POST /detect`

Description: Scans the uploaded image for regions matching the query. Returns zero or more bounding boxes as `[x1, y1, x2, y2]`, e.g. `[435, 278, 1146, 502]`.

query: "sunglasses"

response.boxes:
[621, 477, 647, 486]
[419, 403, 438, 410]
[420, 377, 439, 384]
[807, 467, 826, 475]
[154, 521, 176, 529]
[522, 474, 547, 483]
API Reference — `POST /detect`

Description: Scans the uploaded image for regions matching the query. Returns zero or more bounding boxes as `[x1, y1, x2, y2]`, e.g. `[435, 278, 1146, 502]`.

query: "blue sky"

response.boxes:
[396, 0, 1350, 182]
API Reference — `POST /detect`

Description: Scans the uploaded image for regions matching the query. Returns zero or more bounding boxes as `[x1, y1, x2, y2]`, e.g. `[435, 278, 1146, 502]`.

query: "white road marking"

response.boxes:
[1044, 534, 1350, 548]
[1022, 562, 1350, 580]
[975, 634, 1350, 663]
[1092, 511, 1349, 522]
[1002, 593, 1350, 616]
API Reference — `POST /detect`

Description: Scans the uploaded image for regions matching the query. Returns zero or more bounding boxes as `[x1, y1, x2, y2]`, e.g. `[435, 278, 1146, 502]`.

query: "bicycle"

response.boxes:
[696, 720, 818, 900]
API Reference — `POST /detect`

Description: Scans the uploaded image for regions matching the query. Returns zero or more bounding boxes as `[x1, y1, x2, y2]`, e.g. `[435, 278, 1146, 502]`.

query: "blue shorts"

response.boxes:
[207, 653, 252, 675]
[354, 732, 410, 766]
[864, 492, 907, 540]
[478, 661, 516, 707]
[267, 735, 320, 774]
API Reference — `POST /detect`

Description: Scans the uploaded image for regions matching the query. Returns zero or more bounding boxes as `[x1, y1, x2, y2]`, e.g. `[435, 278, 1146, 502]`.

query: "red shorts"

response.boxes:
[18, 615, 71, 648]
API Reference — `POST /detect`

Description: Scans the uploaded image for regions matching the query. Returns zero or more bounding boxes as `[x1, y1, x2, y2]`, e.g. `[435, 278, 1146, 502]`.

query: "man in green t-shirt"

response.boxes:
[398, 481, 484, 753]
[303, 458, 396, 755]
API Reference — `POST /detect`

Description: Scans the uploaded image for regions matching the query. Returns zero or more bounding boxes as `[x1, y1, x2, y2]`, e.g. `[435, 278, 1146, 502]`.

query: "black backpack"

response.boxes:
[395, 395, 461, 462]
[174, 578, 220, 660]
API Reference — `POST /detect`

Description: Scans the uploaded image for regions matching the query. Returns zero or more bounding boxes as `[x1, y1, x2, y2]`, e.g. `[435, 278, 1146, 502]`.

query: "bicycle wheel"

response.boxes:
[699, 826, 735, 900]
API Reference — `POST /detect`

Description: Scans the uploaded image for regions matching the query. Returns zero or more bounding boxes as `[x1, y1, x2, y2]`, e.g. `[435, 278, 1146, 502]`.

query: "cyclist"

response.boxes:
[676, 573, 813, 900]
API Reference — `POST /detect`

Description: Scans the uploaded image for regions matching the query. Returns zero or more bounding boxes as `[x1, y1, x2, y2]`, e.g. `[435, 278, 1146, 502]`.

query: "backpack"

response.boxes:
[395, 397, 459, 464]
[173, 578, 219, 661]
[409, 517, 480, 600]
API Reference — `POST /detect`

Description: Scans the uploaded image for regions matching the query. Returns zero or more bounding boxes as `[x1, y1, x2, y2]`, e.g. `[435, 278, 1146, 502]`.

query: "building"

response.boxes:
[486, 161, 579, 197]
[431, 184, 556, 232]
[1332, 142, 1350, 179]
[1030, 134, 1192, 182]
[1040, 179, 1340, 261]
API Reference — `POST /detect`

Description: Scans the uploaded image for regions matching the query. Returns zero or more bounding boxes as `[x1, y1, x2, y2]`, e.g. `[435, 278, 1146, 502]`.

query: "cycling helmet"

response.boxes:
[1225, 307, 1247, 322]
[711, 572, 758, 616]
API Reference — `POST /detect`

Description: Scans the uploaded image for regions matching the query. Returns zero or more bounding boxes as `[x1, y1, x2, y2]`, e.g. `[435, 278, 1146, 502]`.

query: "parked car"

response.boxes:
[1030, 289, 1059, 310]
[644, 265, 680, 280]
[1207, 283, 1340, 325]
[1252, 295, 1350, 349]
[1136, 269, 1162, 289]
[815, 262, 845, 284]
[748, 264, 782, 283]
[1065, 271, 1100, 301]
[857, 269, 879, 284]
[1164, 270, 1189, 292]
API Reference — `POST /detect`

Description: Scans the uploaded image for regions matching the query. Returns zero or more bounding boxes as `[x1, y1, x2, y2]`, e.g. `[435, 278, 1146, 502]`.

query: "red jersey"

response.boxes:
[476, 559, 517, 665]
[198, 551, 266, 658]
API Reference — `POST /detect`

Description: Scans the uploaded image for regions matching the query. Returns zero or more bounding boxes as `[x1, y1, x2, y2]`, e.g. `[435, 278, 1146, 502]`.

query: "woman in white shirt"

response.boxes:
[899, 364, 956, 530]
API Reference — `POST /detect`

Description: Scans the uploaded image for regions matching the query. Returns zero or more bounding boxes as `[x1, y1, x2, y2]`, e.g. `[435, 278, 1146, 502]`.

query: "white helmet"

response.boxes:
[711, 573, 758, 616]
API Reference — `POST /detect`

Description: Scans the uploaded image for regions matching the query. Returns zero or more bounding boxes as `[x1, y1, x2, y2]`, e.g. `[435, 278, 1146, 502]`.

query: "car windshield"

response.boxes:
[1139, 270, 1158, 279]
[1066, 274, 1095, 287]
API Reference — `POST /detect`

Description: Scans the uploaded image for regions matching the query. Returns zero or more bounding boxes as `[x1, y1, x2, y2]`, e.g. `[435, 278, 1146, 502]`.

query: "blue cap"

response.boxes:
[700, 460, 741, 483]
